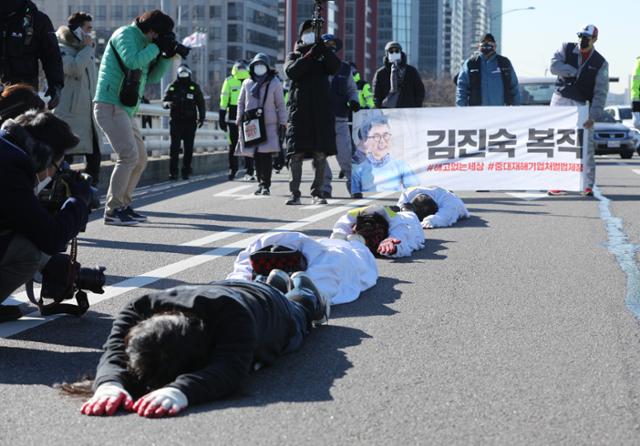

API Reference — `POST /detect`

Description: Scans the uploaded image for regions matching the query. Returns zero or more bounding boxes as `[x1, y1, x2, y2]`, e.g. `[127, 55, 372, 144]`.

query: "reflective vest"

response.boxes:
[219, 76, 243, 121]
[632, 57, 640, 101]
[353, 72, 375, 109]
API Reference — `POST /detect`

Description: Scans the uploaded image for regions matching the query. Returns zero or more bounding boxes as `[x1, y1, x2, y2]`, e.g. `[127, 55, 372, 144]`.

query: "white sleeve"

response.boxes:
[387, 213, 425, 257]
[331, 212, 356, 237]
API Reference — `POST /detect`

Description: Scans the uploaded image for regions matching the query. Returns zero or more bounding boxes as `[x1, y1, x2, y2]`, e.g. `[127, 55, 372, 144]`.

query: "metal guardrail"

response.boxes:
[102, 104, 229, 161]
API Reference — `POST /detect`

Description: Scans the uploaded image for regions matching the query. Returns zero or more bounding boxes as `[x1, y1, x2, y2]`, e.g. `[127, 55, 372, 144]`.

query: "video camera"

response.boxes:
[312, 0, 329, 42]
[29, 166, 106, 316]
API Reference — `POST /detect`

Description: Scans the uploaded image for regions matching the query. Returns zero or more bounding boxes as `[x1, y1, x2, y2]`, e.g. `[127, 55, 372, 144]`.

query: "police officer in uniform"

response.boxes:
[162, 65, 206, 181]
[0, 0, 64, 109]
[350, 63, 375, 109]
[219, 61, 254, 181]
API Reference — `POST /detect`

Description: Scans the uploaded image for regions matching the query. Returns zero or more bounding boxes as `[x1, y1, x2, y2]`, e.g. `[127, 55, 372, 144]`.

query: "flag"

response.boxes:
[182, 32, 207, 48]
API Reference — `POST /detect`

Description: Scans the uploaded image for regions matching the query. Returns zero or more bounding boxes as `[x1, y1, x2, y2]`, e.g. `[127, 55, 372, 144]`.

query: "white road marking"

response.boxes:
[213, 184, 254, 196]
[0, 192, 395, 338]
[505, 191, 549, 201]
[632, 169, 640, 176]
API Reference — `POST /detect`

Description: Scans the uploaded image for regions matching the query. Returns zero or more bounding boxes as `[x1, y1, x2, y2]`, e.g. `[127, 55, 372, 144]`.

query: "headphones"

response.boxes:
[2, 120, 52, 172]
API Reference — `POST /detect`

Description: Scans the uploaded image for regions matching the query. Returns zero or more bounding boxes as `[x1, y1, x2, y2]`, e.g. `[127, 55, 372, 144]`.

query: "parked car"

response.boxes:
[604, 105, 634, 128]
[519, 78, 634, 158]
[593, 113, 636, 159]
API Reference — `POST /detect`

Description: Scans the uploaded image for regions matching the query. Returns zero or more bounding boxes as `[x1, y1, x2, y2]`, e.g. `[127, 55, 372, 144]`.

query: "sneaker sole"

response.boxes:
[313, 293, 331, 326]
[104, 219, 139, 226]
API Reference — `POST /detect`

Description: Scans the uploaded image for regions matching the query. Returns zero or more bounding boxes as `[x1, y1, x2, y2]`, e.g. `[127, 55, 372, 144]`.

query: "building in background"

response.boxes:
[488, 0, 502, 49]
[417, 0, 464, 79]
[282, 0, 378, 82]
[462, 0, 490, 59]
[34, 0, 280, 105]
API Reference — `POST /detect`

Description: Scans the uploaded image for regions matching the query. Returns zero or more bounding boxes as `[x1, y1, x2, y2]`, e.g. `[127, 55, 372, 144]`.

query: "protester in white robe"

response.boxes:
[330, 205, 425, 258]
[226, 231, 378, 305]
[397, 186, 470, 229]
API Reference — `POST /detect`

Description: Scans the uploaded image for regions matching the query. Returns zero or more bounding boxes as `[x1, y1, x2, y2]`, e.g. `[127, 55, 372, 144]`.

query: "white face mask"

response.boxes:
[388, 52, 401, 62]
[253, 64, 268, 76]
[178, 71, 190, 78]
[301, 32, 315, 45]
[34, 175, 52, 195]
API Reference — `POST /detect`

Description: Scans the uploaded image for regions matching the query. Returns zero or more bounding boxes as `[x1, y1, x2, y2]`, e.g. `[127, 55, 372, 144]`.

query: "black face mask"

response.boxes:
[480, 44, 495, 55]
[579, 37, 591, 49]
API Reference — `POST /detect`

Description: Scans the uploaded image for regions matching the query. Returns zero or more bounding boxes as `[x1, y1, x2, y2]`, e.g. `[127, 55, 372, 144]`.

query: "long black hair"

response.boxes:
[124, 311, 209, 391]
[58, 310, 209, 397]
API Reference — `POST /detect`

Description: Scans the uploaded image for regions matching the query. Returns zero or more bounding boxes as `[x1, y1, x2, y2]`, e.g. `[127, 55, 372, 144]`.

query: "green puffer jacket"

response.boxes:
[94, 23, 172, 116]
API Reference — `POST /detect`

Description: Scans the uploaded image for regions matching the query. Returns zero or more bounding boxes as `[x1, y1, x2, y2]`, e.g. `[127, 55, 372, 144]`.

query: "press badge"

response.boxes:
[187, 94, 194, 99]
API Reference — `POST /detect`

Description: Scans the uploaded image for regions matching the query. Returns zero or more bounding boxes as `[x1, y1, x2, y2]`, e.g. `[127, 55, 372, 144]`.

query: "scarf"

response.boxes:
[250, 74, 270, 100]
[389, 62, 406, 94]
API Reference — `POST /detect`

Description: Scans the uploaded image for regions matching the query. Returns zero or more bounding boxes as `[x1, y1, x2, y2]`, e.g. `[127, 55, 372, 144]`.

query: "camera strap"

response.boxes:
[24, 239, 90, 317]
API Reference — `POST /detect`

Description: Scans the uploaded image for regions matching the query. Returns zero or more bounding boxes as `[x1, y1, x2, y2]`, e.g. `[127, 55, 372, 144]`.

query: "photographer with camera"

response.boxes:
[0, 110, 90, 322]
[94, 10, 177, 226]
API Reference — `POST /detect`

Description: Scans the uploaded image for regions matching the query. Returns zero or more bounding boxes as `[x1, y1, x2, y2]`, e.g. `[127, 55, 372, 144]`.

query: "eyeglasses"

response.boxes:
[367, 132, 392, 143]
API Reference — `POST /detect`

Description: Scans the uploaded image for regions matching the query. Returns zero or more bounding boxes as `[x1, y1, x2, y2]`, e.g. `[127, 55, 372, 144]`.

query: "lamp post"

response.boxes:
[490, 6, 536, 21]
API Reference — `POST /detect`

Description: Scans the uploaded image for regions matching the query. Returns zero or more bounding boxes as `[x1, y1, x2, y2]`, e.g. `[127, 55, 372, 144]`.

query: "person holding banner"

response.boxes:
[456, 33, 520, 107]
[397, 186, 470, 229]
[331, 205, 425, 258]
[351, 113, 419, 195]
[548, 24, 609, 197]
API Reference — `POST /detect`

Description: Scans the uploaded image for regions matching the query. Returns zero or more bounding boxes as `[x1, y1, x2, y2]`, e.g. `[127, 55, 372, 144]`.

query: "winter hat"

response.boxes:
[299, 19, 314, 37]
[249, 53, 271, 70]
[384, 41, 402, 53]
[481, 33, 496, 43]
[177, 65, 191, 78]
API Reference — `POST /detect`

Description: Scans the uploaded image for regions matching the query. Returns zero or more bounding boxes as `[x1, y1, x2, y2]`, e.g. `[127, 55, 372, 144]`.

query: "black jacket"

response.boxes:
[0, 132, 87, 260]
[284, 42, 340, 155]
[372, 53, 425, 108]
[0, 0, 64, 90]
[93, 280, 301, 405]
[162, 78, 206, 123]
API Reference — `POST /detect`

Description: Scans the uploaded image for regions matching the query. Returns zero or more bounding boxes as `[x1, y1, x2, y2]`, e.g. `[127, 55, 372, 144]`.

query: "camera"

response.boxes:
[30, 166, 105, 316]
[38, 166, 100, 230]
[35, 252, 106, 316]
[158, 32, 191, 59]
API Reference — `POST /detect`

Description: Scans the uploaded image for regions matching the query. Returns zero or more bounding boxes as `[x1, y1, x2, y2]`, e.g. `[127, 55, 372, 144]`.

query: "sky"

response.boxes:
[501, 0, 638, 95]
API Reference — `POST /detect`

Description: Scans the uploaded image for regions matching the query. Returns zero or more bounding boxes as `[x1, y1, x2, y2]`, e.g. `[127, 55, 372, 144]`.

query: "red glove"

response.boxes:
[132, 387, 188, 418]
[81, 382, 133, 416]
[377, 237, 401, 256]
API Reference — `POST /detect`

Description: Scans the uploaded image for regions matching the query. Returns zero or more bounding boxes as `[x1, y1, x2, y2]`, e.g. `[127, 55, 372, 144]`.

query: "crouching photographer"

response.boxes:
[0, 110, 94, 322]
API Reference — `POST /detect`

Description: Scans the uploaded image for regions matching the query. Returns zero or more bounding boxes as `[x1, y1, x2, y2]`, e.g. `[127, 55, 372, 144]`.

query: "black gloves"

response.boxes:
[309, 43, 324, 59]
[218, 110, 228, 132]
[348, 100, 361, 112]
[45, 86, 61, 110]
[278, 124, 287, 142]
[198, 119, 205, 128]
[633, 101, 640, 113]
[154, 32, 177, 57]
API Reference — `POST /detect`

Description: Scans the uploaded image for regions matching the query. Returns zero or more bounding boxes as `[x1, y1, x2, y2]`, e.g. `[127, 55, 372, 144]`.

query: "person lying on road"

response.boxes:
[397, 186, 470, 229]
[66, 276, 329, 418]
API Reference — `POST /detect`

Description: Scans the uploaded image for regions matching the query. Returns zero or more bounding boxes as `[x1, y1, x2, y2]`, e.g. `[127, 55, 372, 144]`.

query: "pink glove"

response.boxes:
[133, 387, 188, 418]
[81, 382, 133, 416]
[377, 237, 401, 256]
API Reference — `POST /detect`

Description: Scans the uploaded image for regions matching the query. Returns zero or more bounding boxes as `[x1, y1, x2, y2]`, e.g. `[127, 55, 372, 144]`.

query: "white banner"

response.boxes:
[351, 106, 589, 192]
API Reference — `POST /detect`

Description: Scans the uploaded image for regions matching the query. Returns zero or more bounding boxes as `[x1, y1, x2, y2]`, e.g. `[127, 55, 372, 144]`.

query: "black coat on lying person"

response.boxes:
[93, 280, 302, 405]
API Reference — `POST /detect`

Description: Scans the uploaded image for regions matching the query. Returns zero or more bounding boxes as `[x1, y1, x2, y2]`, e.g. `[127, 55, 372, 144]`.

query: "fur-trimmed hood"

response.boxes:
[56, 25, 83, 50]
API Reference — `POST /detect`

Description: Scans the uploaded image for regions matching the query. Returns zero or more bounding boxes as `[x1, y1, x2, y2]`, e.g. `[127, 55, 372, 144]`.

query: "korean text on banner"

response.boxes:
[351, 106, 589, 192]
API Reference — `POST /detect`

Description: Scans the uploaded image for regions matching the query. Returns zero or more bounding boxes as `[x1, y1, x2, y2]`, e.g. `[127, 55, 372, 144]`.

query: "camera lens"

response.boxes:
[76, 266, 106, 294]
